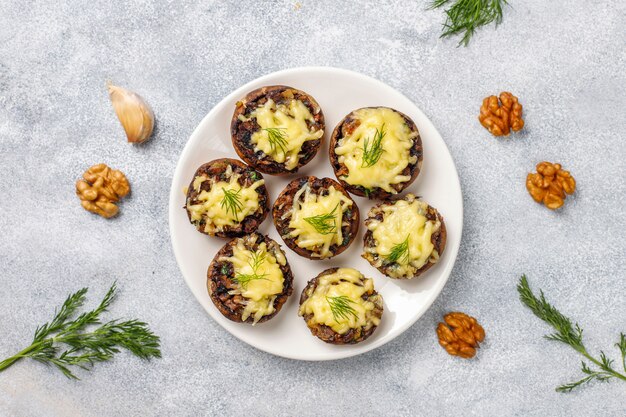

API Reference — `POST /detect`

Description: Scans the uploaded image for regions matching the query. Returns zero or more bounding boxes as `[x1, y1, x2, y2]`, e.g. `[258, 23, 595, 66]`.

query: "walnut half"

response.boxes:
[76, 163, 130, 218]
[526, 162, 576, 210]
[437, 312, 485, 359]
[479, 92, 524, 136]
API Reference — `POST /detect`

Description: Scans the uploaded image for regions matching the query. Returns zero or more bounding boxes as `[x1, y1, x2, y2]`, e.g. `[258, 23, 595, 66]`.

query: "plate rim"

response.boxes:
[168, 66, 463, 361]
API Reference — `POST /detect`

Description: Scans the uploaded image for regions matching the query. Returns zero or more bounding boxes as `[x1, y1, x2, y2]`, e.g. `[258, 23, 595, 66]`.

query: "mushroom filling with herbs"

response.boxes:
[365, 196, 441, 278]
[299, 268, 381, 334]
[284, 183, 353, 258]
[186, 165, 264, 234]
[334, 107, 418, 193]
[238, 98, 323, 170]
[220, 240, 286, 324]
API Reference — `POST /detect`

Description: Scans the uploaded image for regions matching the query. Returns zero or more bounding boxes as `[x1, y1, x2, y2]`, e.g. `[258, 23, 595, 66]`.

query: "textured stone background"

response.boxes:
[1, 0, 625, 416]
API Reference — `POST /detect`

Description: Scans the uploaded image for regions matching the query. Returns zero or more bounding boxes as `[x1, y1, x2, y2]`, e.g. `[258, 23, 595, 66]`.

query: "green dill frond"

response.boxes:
[304, 203, 340, 235]
[386, 235, 410, 264]
[33, 287, 88, 342]
[249, 250, 266, 272]
[326, 295, 358, 322]
[220, 187, 243, 221]
[233, 250, 269, 289]
[556, 361, 614, 392]
[361, 124, 386, 168]
[0, 283, 160, 379]
[430, 0, 509, 47]
[263, 127, 289, 156]
[518, 275, 626, 392]
[517, 275, 584, 351]
[616, 333, 626, 372]
[232, 273, 268, 289]
[556, 374, 599, 393]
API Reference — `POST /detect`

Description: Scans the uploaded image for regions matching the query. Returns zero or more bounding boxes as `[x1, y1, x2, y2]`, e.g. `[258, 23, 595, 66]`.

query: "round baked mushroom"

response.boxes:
[207, 233, 293, 324]
[272, 176, 359, 260]
[299, 267, 383, 344]
[362, 194, 446, 279]
[329, 107, 423, 199]
[184, 158, 269, 238]
[231, 85, 325, 175]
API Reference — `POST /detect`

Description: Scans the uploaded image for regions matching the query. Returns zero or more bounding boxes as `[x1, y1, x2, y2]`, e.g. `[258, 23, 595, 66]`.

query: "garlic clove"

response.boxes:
[107, 82, 155, 144]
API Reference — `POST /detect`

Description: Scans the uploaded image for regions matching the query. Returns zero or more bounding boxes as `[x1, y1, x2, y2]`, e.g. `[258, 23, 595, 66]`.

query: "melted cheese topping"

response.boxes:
[241, 98, 323, 170]
[334, 108, 418, 193]
[298, 268, 380, 334]
[285, 183, 353, 259]
[186, 166, 264, 234]
[221, 239, 286, 324]
[366, 196, 441, 278]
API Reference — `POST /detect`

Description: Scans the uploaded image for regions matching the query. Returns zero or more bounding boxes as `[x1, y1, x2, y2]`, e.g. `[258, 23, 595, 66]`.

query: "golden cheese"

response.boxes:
[334, 107, 417, 193]
[285, 183, 353, 259]
[242, 98, 323, 170]
[366, 195, 440, 278]
[298, 268, 380, 334]
[221, 239, 286, 324]
[186, 166, 264, 234]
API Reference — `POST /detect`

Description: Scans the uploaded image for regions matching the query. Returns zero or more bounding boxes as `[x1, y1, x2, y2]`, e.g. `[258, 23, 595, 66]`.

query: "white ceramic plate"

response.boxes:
[169, 67, 462, 361]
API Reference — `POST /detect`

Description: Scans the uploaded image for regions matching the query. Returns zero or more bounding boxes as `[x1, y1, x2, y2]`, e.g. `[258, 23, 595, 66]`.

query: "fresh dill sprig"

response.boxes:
[617, 333, 626, 372]
[430, 0, 509, 46]
[304, 203, 339, 235]
[233, 251, 268, 289]
[555, 360, 615, 393]
[517, 275, 626, 392]
[0, 283, 161, 379]
[361, 124, 386, 168]
[326, 296, 358, 322]
[386, 235, 410, 264]
[263, 127, 288, 156]
[220, 187, 243, 221]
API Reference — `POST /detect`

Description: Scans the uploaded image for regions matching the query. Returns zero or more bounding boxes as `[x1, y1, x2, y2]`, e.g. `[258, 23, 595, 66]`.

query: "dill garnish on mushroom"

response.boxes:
[304, 203, 340, 235]
[262, 127, 289, 156]
[326, 295, 358, 322]
[220, 187, 244, 221]
[386, 235, 410, 264]
[361, 124, 386, 168]
[233, 251, 269, 289]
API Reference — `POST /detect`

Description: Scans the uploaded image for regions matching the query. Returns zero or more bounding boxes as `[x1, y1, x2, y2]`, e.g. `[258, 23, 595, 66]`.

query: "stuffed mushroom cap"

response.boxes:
[184, 158, 269, 238]
[362, 194, 446, 279]
[272, 176, 359, 260]
[207, 233, 293, 324]
[299, 267, 383, 344]
[231, 85, 325, 175]
[329, 107, 422, 199]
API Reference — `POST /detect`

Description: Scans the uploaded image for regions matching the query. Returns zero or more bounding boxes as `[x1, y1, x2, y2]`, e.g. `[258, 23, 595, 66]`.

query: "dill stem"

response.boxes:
[580, 350, 626, 382]
[0, 342, 42, 372]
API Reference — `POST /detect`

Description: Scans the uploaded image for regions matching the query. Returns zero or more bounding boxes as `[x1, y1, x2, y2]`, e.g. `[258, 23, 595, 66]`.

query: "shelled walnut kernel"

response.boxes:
[526, 162, 576, 210]
[437, 312, 485, 359]
[479, 92, 524, 136]
[76, 163, 130, 218]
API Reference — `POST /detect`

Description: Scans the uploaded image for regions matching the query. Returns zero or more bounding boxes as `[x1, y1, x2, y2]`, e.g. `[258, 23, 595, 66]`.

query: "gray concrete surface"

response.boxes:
[1, 1, 625, 416]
